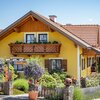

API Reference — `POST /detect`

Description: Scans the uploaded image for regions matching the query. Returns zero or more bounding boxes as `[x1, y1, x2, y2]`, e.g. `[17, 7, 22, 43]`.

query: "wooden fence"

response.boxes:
[0, 82, 3, 92]
[38, 87, 64, 100]
[0, 82, 13, 95]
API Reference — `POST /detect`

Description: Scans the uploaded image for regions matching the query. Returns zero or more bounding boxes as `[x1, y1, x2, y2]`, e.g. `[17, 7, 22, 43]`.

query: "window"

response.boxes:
[89, 57, 91, 66]
[26, 34, 35, 43]
[14, 64, 23, 71]
[38, 34, 47, 42]
[0, 59, 3, 68]
[87, 57, 92, 67]
[82, 58, 85, 70]
[87, 57, 89, 67]
[51, 59, 62, 70]
[11, 58, 26, 71]
[92, 57, 95, 64]
[45, 59, 67, 72]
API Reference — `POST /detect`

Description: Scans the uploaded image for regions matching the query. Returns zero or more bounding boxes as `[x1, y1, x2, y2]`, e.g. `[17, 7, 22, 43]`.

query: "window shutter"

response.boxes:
[45, 59, 51, 72]
[62, 59, 67, 71]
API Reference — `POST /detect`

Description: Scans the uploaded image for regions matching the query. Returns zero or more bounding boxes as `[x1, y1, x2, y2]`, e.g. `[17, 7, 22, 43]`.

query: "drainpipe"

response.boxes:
[77, 45, 81, 86]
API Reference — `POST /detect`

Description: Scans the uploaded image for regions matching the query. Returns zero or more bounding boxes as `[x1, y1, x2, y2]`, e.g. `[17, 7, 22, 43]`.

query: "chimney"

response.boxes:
[49, 15, 57, 22]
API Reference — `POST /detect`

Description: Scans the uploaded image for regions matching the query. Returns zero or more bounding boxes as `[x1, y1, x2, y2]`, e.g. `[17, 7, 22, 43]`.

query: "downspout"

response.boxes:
[80, 54, 82, 79]
[77, 45, 81, 86]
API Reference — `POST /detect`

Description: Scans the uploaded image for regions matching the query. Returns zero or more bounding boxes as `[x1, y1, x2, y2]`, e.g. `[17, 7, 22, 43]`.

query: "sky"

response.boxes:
[0, 0, 100, 29]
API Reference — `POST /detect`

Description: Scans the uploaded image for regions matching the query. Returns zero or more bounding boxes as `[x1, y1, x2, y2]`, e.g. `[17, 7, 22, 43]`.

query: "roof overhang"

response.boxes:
[91, 47, 100, 54]
[0, 11, 91, 48]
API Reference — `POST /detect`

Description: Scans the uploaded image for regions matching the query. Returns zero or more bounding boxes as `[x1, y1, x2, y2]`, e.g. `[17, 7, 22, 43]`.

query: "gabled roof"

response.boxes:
[62, 25, 99, 47]
[0, 11, 91, 48]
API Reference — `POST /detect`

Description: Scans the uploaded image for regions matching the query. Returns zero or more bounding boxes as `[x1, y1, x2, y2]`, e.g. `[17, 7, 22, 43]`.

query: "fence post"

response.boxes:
[63, 78, 74, 100]
[8, 60, 13, 95]
[3, 60, 13, 95]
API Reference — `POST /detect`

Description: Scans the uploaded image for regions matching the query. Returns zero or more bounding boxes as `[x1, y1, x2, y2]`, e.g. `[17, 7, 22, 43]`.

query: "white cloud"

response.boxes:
[89, 18, 93, 22]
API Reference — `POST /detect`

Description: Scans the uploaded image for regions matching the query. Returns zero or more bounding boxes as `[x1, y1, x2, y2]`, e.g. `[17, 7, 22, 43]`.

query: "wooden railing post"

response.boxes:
[22, 44, 24, 53]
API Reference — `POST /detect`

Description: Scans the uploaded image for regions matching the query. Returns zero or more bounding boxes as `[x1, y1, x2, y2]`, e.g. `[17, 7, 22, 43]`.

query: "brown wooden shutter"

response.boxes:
[45, 59, 52, 72]
[62, 59, 67, 71]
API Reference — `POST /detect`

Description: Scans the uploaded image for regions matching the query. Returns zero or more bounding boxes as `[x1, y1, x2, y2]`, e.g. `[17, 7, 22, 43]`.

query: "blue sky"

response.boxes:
[0, 0, 100, 29]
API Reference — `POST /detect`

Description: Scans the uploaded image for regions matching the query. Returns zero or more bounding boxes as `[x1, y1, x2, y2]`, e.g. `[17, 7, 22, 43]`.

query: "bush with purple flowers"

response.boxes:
[24, 58, 44, 91]
[24, 62, 44, 80]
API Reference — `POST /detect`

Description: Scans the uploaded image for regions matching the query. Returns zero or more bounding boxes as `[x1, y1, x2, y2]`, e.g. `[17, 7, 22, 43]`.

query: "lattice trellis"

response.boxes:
[9, 43, 61, 55]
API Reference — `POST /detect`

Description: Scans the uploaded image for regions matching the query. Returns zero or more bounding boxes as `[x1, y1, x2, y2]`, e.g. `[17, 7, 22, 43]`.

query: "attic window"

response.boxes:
[25, 33, 36, 43]
[38, 34, 48, 43]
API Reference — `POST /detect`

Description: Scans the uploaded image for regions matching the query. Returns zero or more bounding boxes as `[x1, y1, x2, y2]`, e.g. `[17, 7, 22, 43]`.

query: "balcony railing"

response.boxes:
[9, 43, 61, 55]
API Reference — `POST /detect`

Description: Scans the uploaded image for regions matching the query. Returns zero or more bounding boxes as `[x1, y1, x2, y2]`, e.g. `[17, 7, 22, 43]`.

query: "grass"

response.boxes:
[13, 78, 29, 92]
[73, 87, 84, 100]
[0, 91, 4, 95]
[84, 90, 100, 100]
[13, 89, 25, 95]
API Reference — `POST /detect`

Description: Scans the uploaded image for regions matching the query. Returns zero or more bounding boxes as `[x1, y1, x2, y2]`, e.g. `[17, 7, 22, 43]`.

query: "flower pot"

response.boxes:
[29, 91, 38, 100]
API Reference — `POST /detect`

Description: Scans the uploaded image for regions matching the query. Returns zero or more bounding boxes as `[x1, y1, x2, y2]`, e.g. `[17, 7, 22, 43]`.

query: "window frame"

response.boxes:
[82, 58, 85, 70]
[10, 57, 26, 72]
[92, 57, 95, 65]
[37, 32, 49, 43]
[89, 57, 92, 67]
[14, 64, 24, 71]
[49, 58, 63, 70]
[24, 32, 36, 43]
[51, 59, 62, 70]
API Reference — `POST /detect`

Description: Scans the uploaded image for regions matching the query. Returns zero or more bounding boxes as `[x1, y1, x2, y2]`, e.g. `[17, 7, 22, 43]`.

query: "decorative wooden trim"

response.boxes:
[74, 43, 77, 48]
[30, 15, 35, 21]
[82, 49, 96, 56]
[9, 43, 61, 55]
[13, 27, 20, 33]
[50, 28, 55, 32]
[48, 26, 55, 32]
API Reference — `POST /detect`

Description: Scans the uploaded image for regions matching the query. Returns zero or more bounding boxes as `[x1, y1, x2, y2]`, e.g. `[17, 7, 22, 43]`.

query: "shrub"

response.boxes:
[13, 79, 29, 92]
[58, 72, 71, 82]
[73, 87, 84, 100]
[52, 73, 65, 88]
[86, 74, 100, 87]
[96, 74, 100, 85]
[40, 73, 57, 88]
[81, 77, 86, 88]
[17, 72, 25, 79]
[13, 89, 25, 95]
[24, 57, 44, 82]
[24, 62, 44, 80]
[97, 62, 100, 73]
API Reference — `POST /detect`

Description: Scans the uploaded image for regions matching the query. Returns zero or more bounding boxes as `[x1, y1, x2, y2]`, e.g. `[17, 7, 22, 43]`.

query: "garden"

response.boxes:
[0, 57, 100, 100]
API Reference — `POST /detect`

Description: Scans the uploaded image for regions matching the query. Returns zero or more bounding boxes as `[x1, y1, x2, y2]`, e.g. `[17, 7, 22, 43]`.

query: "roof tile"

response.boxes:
[62, 25, 99, 46]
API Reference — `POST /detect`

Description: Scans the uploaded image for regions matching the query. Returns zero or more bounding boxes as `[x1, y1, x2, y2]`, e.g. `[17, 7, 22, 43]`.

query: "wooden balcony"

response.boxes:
[9, 43, 61, 55]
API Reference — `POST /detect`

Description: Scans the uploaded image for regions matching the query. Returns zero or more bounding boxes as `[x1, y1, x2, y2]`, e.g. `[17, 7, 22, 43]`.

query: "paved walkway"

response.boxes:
[0, 94, 28, 100]
[0, 94, 100, 100]
[0, 94, 44, 100]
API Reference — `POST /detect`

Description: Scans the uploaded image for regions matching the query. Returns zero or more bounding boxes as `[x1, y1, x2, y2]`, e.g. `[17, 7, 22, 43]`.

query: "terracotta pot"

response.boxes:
[29, 91, 38, 100]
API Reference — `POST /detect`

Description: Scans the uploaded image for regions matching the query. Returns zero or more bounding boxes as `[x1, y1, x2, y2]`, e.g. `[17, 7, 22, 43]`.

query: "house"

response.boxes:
[0, 11, 100, 83]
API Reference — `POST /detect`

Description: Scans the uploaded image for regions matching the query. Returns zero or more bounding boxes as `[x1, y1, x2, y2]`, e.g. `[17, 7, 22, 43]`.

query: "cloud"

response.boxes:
[89, 18, 93, 22]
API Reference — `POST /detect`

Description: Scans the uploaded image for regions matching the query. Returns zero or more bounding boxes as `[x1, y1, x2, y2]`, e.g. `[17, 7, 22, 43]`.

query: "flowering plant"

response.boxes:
[24, 59, 44, 91]
[0, 67, 4, 82]
[24, 62, 44, 80]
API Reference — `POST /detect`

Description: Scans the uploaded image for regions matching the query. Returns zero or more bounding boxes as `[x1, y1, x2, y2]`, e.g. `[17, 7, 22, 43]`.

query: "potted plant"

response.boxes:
[24, 59, 44, 100]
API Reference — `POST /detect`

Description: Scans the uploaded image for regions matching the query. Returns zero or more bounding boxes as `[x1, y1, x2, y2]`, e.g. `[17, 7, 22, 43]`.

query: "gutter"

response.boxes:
[91, 47, 100, 54]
